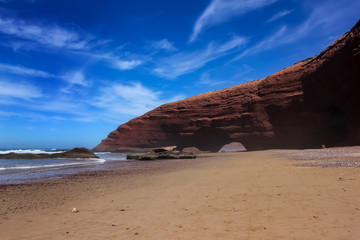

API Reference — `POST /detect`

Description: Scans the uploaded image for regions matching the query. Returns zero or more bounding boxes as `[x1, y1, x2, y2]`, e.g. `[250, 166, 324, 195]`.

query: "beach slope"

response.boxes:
[1, 150, 360, 239]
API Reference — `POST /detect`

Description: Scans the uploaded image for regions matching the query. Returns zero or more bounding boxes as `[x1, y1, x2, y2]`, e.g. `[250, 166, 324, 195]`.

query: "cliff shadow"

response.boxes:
[264, 101, 319, 149]
[319, 105, 349, 146]
[189, 127, 231, 152]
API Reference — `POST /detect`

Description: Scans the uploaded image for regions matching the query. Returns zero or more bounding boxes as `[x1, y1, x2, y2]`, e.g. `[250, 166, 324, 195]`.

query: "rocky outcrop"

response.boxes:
[95, 20, 360, 152]
[127, 146, 196, 160]
[0, 148, 99, 159]
[182, 147, 201, 154]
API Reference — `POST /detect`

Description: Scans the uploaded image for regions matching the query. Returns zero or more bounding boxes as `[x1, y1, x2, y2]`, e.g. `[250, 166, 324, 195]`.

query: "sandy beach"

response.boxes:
[1, 149, 360, 239]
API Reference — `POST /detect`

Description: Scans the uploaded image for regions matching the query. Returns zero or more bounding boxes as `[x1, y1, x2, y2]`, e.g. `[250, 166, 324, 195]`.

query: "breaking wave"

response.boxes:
[0, 149, 65, 154]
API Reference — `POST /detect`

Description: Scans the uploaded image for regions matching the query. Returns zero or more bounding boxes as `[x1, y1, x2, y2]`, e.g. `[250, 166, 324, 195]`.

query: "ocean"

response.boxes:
[0, 149, 127, 184]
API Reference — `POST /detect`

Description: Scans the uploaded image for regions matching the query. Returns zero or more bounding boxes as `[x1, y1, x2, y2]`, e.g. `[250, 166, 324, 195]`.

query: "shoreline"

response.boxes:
[1, 150, 360, 239]
[0, 151, 127, 184]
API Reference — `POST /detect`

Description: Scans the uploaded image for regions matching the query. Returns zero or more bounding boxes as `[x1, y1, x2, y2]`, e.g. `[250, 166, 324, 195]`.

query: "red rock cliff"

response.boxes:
[95, 21, 360, 152]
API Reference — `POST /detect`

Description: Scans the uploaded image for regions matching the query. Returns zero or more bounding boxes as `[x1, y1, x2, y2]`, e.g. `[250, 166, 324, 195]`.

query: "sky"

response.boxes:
[0, 0, 359, 149]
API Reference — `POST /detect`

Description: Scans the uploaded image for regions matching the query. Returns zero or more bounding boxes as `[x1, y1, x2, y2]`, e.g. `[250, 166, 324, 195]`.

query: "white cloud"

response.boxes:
[0, 63, 91, 94]
[113, 59, 144, 70]
[59, 71, 91, 94]
[61, 71, 89, 87]
[80, 50, 145, 71]
[0, 16, 90, 50]
[0, 79, 42, 100]
[0, 17, 145, 72]
[151, 39, 177, 51]
[0, 63, 53, 78]
[154, 36, 246, 78]
[0, 79, 185, 123]
[91, 82, 185, 116]
[266, 9, 293, 23]
[189, 0, 277, 42]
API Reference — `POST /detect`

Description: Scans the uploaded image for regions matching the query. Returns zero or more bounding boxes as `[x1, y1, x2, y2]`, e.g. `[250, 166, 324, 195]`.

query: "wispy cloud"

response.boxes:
[0, 81, 185, 122]
[77, 50, 145, 71]
[295, 0, 360, 38]
[0, 62, 53, 78]
[0, 16, 145, 72]
[0, 79, 42, 100]
[233, 0, 360, 61]
[150, 39, 177, 51]
[198, 64, 253, 86]
[91, 82, 185, 117]
[61, 71, 89, 87]
[0, 16, 91, 50]
[0, 61, 91, 91]
[189, 0, 277, 42]
[154, 36, 247, 78]
[112, 59, 144, 70]
[233, 26, 287, 60]
[266, 9, 293, 23]
[0, 62, 91, 95]
[0, 109, 68, 122]
[59, 70, 90, 94]
[199, 72, 231, 86]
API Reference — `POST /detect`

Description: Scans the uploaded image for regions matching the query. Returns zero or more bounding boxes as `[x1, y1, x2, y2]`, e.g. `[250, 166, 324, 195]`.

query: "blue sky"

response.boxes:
[0, 0, 359, 149]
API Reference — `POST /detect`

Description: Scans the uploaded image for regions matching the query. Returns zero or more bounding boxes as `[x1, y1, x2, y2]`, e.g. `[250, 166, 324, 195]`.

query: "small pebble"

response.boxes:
[134, 232, 139, 235]
[120, 209, 125, 211]
[72, 208, 79, 213]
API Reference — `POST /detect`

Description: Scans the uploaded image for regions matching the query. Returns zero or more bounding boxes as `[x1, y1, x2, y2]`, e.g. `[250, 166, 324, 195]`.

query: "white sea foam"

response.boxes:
[0, 158, 105, 171]
[1, 162, 83, 170]
[0, 149, 65, 154]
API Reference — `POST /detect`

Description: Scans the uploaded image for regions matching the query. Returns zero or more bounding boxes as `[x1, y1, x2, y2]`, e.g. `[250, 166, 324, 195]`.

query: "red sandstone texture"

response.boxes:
[95, 21, 360, 152]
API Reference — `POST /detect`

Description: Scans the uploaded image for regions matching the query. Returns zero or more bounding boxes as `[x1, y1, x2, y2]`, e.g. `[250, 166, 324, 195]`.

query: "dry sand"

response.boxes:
[1, 150, 360, 239]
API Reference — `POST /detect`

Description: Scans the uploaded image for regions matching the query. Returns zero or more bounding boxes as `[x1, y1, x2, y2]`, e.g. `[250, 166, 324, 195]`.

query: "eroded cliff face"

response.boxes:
[95, 21, 360, 152]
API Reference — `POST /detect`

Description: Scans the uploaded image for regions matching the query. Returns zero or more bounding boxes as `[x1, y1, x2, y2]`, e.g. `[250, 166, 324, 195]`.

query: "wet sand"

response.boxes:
[1, 150, 360, 239]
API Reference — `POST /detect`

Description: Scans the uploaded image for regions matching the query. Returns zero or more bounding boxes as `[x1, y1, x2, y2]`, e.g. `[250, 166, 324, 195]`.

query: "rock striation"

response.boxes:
[95, 21, 360, 152]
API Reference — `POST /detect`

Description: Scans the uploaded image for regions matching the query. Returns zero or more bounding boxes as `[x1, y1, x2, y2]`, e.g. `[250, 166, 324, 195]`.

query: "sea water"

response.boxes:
[0, 149, 127, 184]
